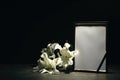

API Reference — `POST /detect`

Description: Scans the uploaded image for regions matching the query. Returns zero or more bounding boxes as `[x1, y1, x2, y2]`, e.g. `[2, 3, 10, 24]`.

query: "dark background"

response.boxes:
[0, 1, 120, 65]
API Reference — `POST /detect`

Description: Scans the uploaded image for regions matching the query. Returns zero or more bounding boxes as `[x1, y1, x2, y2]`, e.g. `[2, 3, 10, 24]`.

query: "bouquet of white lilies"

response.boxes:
[33, 42, 79, 74]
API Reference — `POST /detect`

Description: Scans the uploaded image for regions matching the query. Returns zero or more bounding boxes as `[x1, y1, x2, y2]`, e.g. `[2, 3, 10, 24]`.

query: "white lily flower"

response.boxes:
[33, 42, 79, 74]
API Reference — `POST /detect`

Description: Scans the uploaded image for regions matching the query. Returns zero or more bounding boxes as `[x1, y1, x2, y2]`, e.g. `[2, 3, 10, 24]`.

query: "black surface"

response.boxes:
[0, 0, 120, 65]
[0, 64, 120, 80]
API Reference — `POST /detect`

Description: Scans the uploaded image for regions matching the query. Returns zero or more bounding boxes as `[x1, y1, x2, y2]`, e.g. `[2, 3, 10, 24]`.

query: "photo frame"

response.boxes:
[74, 21, 108, 72]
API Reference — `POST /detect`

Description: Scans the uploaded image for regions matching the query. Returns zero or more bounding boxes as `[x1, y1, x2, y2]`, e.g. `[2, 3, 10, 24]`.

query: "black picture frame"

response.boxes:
[73, 21, 108, 73]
